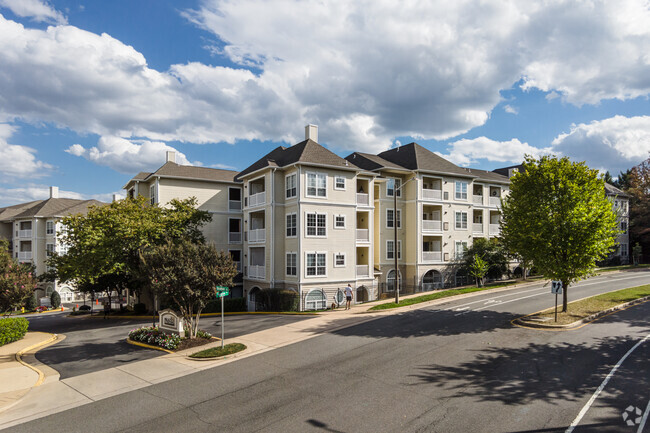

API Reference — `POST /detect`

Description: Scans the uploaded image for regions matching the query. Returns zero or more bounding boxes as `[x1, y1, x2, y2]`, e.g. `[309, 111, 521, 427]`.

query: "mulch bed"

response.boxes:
[175, 336, 217, 352]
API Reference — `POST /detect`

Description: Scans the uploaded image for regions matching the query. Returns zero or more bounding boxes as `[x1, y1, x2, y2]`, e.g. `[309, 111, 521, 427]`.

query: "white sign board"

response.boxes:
[158, 309, 185, 338]
[551, 281, 563, 294]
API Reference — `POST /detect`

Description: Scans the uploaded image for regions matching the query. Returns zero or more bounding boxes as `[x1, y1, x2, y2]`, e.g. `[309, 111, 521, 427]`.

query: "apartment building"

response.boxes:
[123, 151, 245, 297]
[347, 143, 510, 293]
[236, 125, 377, 311]
[0, 187, 104, 302]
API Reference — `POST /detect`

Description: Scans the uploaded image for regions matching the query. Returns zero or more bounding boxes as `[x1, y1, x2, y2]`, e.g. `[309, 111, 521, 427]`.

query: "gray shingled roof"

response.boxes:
[377, 143, 476, 177]
[0, 198, 105, 221]
[464, 168, 510, 184]
[236, 139, 357, 181]
[125, 162, 240, 188]
[605, 183, 628, 197]
[345, 152, 407, 171]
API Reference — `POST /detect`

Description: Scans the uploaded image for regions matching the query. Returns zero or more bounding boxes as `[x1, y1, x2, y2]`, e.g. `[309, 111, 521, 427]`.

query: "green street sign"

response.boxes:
[215, 286, 229, 297]
[216, 291, 229, 298]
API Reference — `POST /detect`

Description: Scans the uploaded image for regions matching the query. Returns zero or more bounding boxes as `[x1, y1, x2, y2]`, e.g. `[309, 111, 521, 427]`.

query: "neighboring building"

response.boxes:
[123, 151, 244, 298]
[494, 164, 630, 265]
[0, 187, 104, 302]
[347, 143, 510, 292]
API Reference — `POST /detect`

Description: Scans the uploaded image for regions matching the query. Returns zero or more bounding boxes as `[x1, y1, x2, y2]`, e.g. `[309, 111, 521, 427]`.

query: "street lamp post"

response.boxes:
[392, 177, 415, 304]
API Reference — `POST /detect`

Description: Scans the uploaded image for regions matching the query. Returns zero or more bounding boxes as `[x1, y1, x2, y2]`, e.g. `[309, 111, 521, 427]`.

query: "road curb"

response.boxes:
[185, 344, 249, 362]
[125, 338, 175, 354]
[84, 311, 319, 320]
[14, 333, 59, 387]
[513, 294, 650, 330]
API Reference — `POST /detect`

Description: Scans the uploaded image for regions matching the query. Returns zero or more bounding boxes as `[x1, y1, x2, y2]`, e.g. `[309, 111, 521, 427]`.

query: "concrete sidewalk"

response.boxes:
[0, 279, 546, 430]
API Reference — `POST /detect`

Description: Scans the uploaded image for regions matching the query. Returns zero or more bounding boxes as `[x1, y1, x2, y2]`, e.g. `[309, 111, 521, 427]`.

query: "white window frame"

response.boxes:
[455, 211, 468, 230]
[620, 244, 628, 257]
[621, 221, 628, 233]
[387, 178, 402, 197]
[306, 212, 327, 237]
[386, 208, 402, 229]
[286, 252, 297, 276]
[386, 240, 402, 260]
[285, 173, 297, 199]
[306, 172, 327, 198]
[334, 176, 346, 191]
[150, 184, 157, 205]
[46, 243, 55, 257]
[228, 217, 242, 244]
[455, 181, 468, 200]
[286, 213, 297, 238]
[334, 214, 346, 229]
[334, 252, 346, 267]
[305, 252, 327, 277]
[229, 249, 242, 272]
[455, 241, 468, 259]
[46, 220, 55, 235]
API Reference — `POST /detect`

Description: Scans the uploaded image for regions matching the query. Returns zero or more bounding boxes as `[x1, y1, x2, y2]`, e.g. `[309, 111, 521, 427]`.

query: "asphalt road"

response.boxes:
[13, 270, 650, 432]
[26, 312, 315, 379]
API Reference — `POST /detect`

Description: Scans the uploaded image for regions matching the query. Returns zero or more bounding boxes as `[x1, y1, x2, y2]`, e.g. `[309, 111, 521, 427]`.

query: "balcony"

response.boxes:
[422, 188, 442, 201]
[422, 251, 442, 262]
[473, 223, 483, 233]
[356, 265, 370, 277]
[473, 195, 483, 205]
[229, 232, 242, 243]
[18, 251, 32, 260]
[248, 191, 266, 208]
[356, 229, 369, 243]
[248, 229, 266, 243]
[422, 220, 442, 232]
[356, 193, 369, 206]
[489, 224, 500, 235]
[248, 265, 265, 279]
[489, 196, 500, 207]
[229, 200, 242, 211]
[18, 230, 32, 238]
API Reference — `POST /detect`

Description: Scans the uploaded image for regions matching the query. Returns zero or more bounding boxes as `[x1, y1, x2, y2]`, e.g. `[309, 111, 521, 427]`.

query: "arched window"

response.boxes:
[305, 289, 327, 310]
[422, 270, 442, 291]
[387, 270, 403, 292]
[356, 286, 369, 302]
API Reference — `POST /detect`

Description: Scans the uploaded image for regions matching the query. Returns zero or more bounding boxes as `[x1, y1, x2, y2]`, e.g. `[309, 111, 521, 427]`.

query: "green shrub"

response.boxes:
[24, 294, 37, 311]
[0, 317, 29, 346]
[128, 326, 181, 350]
[203, 297, 247, 313]
[133, 303, 147, 314]
[253, 289, 299, 312]
[79, 305, 91, 311]
[50, 291, 61, 309]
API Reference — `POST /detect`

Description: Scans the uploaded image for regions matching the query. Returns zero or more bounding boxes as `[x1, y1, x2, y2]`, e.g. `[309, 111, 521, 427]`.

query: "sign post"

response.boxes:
[215, 286, 229, 348]
[551, 281, 563, 322]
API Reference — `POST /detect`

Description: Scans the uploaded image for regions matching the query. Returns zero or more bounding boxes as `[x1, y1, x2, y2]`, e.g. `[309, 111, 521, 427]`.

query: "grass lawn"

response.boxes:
[368, 281, 520, 311]
[524, 284, 650, 325]
[597, 264, 650, 273]
[189, 343, 247, 358]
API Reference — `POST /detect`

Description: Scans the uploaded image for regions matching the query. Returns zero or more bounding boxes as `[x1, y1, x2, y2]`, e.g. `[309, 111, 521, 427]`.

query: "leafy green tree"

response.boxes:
[45, 196, 211, 307]
[632, 243, 642, 266]
[0, 240, 37, 314]
[626, 157, 650, 261]
[602, 171, 614, 185]
[462, 238, 509, 281]
[24, 294, 38, 311]
[614, 168, 633, 190]
[50, 291, 61, 309]
[138, 239, 237, 338]
[468, 255, 488, 287]
[500, 156, 619, 312]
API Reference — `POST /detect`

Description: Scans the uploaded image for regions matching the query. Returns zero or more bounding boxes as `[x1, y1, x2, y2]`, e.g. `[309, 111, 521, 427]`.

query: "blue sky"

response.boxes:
[0, 0, 649, 205]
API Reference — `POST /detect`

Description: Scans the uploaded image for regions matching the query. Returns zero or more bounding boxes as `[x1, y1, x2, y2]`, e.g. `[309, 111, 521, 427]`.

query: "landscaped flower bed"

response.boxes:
[128, 326, 182, 350]
[128, 326, 214, 351]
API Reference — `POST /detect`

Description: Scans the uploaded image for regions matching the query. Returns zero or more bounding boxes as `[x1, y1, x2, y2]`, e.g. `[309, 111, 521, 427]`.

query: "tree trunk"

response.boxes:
[562, 281, 568, 312]
[523, 265, 527, 281]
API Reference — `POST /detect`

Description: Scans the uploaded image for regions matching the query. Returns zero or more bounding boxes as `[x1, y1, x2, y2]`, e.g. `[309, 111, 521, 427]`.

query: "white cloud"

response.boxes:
[0, 123, 52, 179]
[551, 115, 650, 173]
[503, 105, 518, 115]
[0, 0, 647, 162]
[438, 136, 552, 166]
[0, 0, 66, 25]
[66, 136, 195, 174]
[209, 163, 237, 170]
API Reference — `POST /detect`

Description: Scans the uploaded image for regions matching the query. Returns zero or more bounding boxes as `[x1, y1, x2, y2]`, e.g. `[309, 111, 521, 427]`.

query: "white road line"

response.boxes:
[638, 397, 650, 433]
[565, 332, 650, 433]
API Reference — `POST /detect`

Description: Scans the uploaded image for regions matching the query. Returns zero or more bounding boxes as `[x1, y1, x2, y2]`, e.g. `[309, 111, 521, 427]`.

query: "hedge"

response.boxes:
[0, 317, 29, 346]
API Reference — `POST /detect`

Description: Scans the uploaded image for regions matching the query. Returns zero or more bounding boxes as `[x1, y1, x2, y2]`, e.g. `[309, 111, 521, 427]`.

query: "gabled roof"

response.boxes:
[377, 142, 476, 177]
[0, 198, 104, 221]
[464, 168, 510, 184]
[345, 152, 407, 172]
[605, 183, 628, 197]
[124, 162, 240, 188]
[236, 139, 358, 181]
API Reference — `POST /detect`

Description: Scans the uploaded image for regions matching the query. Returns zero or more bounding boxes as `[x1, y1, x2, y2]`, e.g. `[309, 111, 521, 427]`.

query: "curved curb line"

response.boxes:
[125, 338, 175, 354]
[512, 295, 650, 331]
[14, 333, 58, 387]
[87, 311, 319, 320]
